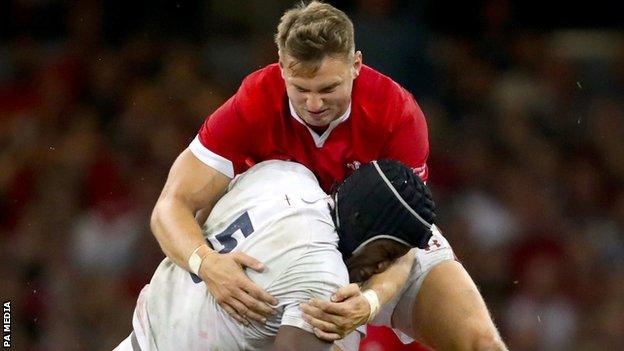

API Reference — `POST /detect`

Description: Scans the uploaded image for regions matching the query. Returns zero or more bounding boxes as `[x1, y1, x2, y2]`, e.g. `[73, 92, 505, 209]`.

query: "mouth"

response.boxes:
[307, 109, 328, 118]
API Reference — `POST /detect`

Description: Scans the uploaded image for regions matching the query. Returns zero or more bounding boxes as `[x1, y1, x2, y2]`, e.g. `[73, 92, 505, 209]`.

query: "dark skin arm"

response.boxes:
[272, 326, 334, 351]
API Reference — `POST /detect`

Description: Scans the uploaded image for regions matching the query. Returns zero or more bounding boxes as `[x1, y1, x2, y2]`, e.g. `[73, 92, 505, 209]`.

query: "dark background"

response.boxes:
[1, 1, 623, 350]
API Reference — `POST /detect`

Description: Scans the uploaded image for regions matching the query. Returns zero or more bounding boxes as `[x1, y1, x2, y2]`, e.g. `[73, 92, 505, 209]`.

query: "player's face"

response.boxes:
[281, 52, 362, 127]
[345, 239, 410, 282]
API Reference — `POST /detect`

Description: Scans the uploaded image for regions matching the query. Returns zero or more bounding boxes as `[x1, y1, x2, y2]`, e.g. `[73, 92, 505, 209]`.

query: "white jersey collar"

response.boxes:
[288, 100, 351, 148]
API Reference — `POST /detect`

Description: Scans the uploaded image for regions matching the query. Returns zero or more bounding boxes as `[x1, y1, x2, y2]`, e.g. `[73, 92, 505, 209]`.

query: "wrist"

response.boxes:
[188, 243, 212, 275]
[361, 289, 380, 323]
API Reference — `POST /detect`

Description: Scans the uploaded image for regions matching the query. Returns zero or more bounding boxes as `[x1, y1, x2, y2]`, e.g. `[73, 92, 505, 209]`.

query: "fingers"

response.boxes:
[203, 253, 279, 325]
[313, 327, 342, 342]
[226, 297, 254, 325]
[307, 298, 348, 316]
[234, 289, 276, 321]
[301, 302, 341, 325]
[220, 302, 248, 325]
[243, 282, 279, 306]
[331, 283, 360, 302]
[233, 252, 266, 272]
[303, 312, 341, 334]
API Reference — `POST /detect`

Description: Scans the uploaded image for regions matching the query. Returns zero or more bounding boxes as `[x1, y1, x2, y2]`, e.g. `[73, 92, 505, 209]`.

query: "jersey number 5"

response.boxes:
[190, 211, 255, 283]
[209, 211, 255, 254]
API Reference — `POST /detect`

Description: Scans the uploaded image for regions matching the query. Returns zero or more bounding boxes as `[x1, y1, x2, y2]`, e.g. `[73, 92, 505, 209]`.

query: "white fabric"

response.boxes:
[341, 225, 456, 350]
[189, 135, 235, 178]
[113, 336, 133, 351]
[119, 160, 348, 351]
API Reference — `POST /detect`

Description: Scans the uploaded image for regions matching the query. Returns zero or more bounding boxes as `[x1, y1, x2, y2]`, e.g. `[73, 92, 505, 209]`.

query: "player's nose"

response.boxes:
[306, 95, 323, 111]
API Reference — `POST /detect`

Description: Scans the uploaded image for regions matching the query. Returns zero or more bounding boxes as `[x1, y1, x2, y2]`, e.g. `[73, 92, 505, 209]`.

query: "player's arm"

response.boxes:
[151, 149, 277, 323]
[272, 326, 333, 351]
[411, 260, 507, 350]
[151, 148, 228, 267]
[301, 248, 415, 340]
[382, 98, 506, 349]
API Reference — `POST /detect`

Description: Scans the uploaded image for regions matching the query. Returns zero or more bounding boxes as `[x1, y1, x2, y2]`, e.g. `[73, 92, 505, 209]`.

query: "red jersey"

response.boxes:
[190, 63, 429, 192]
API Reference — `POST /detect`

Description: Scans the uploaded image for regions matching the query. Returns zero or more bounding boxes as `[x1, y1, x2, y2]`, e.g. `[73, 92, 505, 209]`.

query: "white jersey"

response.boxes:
[125, 160, 349, 351]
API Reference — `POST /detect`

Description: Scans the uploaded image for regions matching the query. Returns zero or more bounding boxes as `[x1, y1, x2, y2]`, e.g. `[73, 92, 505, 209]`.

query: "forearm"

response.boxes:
[361, 248, 416, 305]
[151, 195, 215, 270]
[413, 261, 507, 351]
[150, 148, 230, 270]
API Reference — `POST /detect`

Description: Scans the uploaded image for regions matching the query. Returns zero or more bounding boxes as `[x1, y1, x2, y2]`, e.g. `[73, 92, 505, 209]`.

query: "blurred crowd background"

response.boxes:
[1, 1, 623, 350]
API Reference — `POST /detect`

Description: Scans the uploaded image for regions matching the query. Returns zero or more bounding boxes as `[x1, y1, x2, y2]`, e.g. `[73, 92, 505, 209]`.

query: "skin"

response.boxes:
[408, 261, 508, 350]
[345, 239, 410, 283]
[151, 149, 278, 325]
[301, 247, 416, 341]
[280, 53, 435, 343]
[152, 56, 507, 350]
[272, 326, 333, 351]
[275, 240, 411, 351]
[283, 53, 508, 351]
[303, 249, 509, 350]
[280, 51, 363, 127]
[151, 52, 364, 325]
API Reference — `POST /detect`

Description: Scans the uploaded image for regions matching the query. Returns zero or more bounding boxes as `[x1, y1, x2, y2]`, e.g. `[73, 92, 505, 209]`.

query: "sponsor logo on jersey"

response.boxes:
[412, 164, 427, 178]
[346, 160, 362, 171]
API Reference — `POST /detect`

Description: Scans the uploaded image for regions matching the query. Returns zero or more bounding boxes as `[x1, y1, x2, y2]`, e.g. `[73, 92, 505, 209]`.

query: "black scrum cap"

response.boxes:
[332, 160, 435, 258]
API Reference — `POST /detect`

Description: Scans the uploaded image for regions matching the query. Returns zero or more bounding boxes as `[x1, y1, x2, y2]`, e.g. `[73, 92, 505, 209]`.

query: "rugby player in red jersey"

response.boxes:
[150, 1, 506, 350]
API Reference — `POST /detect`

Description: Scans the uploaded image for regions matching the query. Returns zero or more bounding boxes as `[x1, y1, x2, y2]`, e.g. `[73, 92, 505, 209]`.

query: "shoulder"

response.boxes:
[353, 65, 423, 127]
[234, 63, 286, 122]
[240, 63, 285, 101]
[355, 65, 414, 106]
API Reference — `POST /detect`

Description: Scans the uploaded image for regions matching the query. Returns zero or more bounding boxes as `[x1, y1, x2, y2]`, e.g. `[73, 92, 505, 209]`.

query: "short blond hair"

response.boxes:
[275, 1, 355, 75]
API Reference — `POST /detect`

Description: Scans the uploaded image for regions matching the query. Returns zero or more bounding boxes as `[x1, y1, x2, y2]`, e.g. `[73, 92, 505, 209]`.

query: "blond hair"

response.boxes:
[275, 1, 355, 75]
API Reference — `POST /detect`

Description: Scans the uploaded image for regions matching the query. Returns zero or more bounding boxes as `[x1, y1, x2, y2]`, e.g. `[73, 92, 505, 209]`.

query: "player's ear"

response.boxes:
[278, 50, 286, 78]
[352, 50, 362, 78]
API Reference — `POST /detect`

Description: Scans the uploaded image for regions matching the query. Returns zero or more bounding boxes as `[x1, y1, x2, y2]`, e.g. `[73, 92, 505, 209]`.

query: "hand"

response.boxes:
[300, 283, 370, 341]
[200, 251, 278, 325]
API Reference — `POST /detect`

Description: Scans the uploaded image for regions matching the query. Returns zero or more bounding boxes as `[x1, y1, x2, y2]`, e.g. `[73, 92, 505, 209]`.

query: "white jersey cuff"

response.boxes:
[189, 136, 235, 178]
[280, 314, 314, 334]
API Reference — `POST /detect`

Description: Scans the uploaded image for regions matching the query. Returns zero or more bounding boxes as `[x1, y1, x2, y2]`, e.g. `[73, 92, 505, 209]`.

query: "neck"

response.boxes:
[308, 124, 329, 135]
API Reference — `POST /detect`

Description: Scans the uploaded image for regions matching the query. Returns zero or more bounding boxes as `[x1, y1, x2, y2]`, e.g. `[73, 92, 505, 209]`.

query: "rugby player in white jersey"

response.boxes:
[114, 159, 438, 351]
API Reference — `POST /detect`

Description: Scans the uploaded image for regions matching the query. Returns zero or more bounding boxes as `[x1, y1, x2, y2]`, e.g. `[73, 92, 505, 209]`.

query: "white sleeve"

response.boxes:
[272, 247, 349, 333]
[369, 224, 455, 343]
[188, 136, 235, 178]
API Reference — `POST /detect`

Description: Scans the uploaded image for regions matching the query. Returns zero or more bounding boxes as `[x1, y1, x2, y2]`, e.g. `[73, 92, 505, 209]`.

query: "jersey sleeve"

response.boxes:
[381, 94, 430, 182]
[276, 248, 349, 333]
[189, 85, 254, 178]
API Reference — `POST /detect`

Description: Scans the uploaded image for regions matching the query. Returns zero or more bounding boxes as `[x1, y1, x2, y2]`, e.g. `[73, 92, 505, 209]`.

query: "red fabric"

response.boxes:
[196, 63, 429, 192]
[360, 326, 432, 351]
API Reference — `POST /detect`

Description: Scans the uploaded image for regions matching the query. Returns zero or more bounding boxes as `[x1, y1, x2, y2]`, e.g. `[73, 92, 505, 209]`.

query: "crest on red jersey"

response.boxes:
[345, 160, 362, 171]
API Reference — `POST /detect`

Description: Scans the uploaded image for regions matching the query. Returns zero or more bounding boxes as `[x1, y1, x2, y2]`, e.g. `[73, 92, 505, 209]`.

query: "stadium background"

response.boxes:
[1, 0, 623, 350]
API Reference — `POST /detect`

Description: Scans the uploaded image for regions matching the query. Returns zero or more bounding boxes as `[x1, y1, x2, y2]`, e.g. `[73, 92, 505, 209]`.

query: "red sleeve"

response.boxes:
[195, 86, 253, 176]
[382, 94, 430, 182]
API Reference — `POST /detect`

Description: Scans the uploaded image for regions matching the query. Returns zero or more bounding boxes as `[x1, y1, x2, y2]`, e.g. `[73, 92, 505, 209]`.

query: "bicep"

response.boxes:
[273, 326, 333, 351]
[159, 148, 230, 213]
